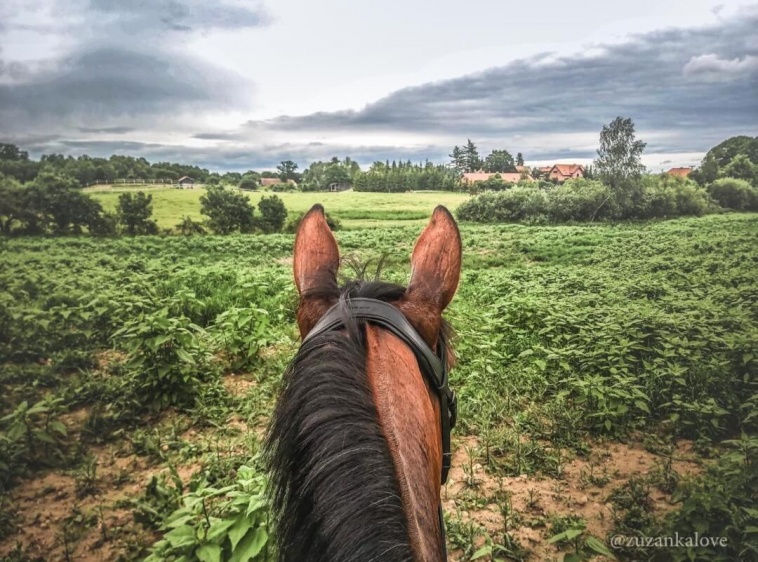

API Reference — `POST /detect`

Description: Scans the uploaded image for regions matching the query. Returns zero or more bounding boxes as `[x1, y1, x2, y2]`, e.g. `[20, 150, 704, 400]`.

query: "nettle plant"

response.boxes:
[145, 465, 271, 562]
[0, 396, 68, 490]
[210, 307, 270, 372]
[113, 307, 217, 411]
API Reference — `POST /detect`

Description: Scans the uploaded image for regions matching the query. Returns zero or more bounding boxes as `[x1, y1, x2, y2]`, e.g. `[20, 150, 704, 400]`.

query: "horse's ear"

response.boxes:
[293, 204, 340, 297]
[407, 205, 461, 312]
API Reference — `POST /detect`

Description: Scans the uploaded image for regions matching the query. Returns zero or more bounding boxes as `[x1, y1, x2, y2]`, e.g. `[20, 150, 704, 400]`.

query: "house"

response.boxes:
[538, 166, 553, 177]
[177, 176, 195, 188]
[329, 182, 351, 192]
[462, 172, 533, 184]
[666, 167, 693, 178]
[546, 164, 584, 182]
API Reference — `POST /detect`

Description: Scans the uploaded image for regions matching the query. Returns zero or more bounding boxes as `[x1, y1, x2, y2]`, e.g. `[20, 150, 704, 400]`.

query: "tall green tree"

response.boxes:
[117, 192, 159, 235]
[462, 139, 482, 172]
[276, 160, 299, 182]
[483, 150, 516, 173]
[594, 117, 647, 209]
[516, 152, 524, 167]
[449, 146, 465, 173]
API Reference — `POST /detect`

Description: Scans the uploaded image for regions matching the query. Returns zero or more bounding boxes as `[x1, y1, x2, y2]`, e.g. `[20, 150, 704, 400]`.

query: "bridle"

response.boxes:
[302, 297, 457, 557]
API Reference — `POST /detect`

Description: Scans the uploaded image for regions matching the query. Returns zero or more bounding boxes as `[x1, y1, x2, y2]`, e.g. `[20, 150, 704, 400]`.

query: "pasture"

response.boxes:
[1, 197, 757, 561]
[87, 188, 470, 230]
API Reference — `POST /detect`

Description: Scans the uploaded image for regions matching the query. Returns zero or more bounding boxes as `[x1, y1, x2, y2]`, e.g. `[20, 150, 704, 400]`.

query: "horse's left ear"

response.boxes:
[406, 205, 462, 312]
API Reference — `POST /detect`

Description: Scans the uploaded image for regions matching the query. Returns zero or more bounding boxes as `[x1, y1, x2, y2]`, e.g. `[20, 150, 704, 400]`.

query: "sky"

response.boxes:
[1, 0, 757, 172]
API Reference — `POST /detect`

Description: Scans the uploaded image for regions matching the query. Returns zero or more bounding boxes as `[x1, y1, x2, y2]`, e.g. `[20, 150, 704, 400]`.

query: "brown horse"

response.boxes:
[265, 204, 462, 562]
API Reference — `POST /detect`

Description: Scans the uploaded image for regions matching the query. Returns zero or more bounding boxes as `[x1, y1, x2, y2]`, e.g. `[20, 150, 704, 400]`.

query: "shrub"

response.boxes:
[238, 178, 258, 191]
[707, 178, 757, 210]
[457, 188, 549, 222]
[200, 186, 256, 234]
[546, 179, 617, 222]
[256, 195, 288, 234]
[117, 191, 159, 235]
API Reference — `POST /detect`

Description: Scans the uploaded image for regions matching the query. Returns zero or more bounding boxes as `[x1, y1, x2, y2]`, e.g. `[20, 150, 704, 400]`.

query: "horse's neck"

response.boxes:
[365, 325, 444, 562]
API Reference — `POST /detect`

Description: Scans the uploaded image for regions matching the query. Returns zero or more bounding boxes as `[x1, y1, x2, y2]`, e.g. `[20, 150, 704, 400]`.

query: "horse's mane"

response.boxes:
[264, 275, 416, 562]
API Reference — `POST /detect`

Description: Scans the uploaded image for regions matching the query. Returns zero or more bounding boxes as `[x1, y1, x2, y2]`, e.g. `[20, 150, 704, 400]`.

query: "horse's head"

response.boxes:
[267, 204, 461, 562]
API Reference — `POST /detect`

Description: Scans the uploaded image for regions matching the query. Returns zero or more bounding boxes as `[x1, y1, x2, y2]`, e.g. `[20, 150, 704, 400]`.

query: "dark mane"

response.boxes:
[264, 276, 415, 562]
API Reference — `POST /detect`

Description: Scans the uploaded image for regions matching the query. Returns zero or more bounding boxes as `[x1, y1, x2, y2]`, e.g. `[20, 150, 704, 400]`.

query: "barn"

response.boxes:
[177, 176, 195, 188]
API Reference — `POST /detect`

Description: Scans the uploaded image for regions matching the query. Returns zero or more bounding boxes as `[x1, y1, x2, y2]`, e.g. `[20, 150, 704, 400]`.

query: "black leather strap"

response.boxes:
[303, 297, 456, 485]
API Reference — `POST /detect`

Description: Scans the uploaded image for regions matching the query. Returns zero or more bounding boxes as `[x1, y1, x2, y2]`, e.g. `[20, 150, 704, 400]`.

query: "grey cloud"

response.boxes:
[88, 0, 269, 34]
[0, 47, 249, 129]
[77, 126, 135, 134]
[0, 0, 264, 134]
[245, 8, 757, 156]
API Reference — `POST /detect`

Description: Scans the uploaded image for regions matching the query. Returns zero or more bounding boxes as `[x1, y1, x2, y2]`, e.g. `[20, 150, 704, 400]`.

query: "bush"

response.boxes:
[117, 191, 159, 235]
[256, 195, 288, 234]
[239, 178, 258, 191]
[546, 179, 617, 222]
[457, 187, 549, 222]
[200, 186, 256, 234]
[707, 178, 758, 211]
[459, 176, 717, 224]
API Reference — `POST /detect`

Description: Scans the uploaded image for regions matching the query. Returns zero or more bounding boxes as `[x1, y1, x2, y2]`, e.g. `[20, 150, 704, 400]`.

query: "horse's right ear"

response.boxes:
[293, 206, 339, 339]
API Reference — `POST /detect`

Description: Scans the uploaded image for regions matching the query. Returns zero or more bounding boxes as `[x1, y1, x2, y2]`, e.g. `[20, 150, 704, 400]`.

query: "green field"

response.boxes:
[1, 209, 757, 561]
[88, 187, 470, 229]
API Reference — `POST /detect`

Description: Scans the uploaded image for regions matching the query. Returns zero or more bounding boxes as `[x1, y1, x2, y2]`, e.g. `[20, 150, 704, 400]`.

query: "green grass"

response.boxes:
[89, 188, 470, 230]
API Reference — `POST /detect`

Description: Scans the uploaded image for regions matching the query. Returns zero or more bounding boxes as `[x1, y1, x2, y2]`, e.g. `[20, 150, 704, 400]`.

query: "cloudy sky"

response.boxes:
[1, 0, 757, 171]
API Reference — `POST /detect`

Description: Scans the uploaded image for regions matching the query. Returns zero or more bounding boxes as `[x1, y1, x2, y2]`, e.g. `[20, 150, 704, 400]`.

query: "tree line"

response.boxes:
[0, 172, 292, 236]
[458, 118, 758, 223]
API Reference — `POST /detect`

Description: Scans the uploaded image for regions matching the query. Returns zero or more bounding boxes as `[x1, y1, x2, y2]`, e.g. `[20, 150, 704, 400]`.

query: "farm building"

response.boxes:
[666, 167, 693, 178]
[177, 176, 195, 188]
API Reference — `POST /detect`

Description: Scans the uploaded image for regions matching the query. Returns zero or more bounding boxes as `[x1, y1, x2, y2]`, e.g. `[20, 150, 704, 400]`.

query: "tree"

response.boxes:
[516, 153, 524, 167]
[594, 117, 647, 210]
[256, 195, 288, 233]
[0, 176, 27, 234]
[276, 160, 299, 182]
[117, 192, 159, 235]
[199, 186, 255, 234]
[462, 139, 482, 172]
[722, 154, 757, 185]
[449, 146, 465, 173]
[483, 150, 516, 173]
[324, 163, 351, 187]
[690, 154, 719, 186]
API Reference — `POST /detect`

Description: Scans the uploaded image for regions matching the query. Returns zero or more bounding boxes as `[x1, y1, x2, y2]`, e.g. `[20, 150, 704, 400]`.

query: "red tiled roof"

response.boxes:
[666, 167, 693, 178]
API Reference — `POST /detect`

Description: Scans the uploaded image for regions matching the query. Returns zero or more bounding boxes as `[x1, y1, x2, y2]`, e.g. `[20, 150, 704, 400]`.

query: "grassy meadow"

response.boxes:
[1, 189, 757, 561]
[87, 187, 470, 229]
